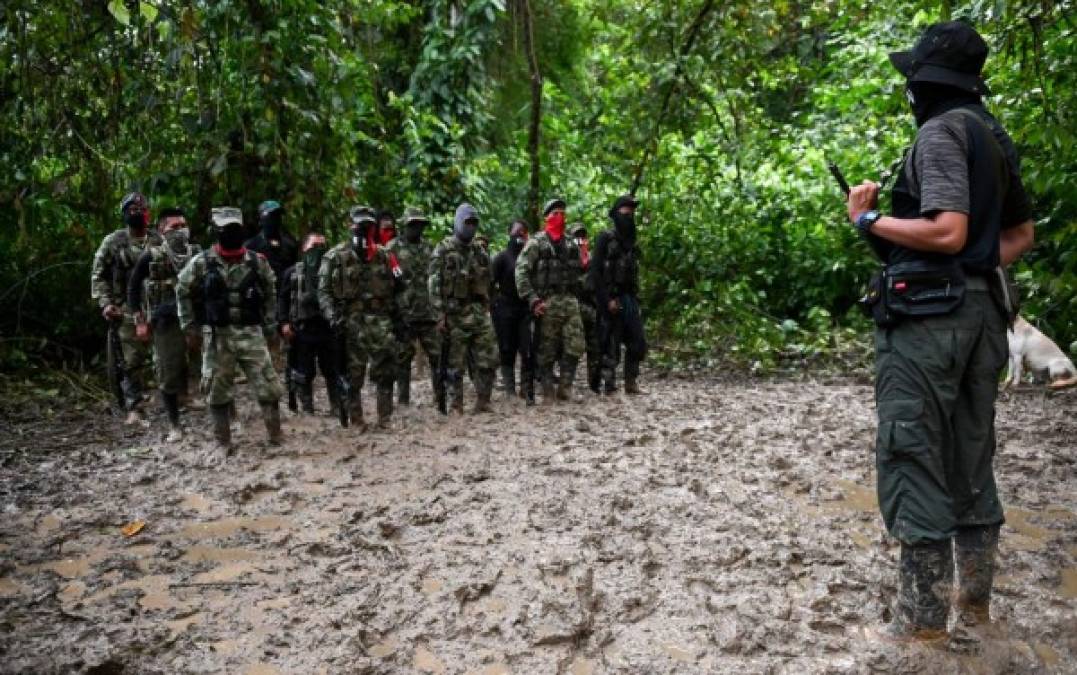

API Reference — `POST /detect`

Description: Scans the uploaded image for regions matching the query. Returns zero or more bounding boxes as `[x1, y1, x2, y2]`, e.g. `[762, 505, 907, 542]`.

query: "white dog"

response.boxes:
[1003, 316, 1077, 390]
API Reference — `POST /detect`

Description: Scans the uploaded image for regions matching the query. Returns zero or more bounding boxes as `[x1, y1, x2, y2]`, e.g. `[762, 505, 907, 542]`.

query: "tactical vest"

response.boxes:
[441, 242, 490, 304]
[332, 247, 395, 313]
[143, 243, 199, 317]
[602, 234, 639, 296]
[203, 251, 264, 327]
[391, 240, 434, 319]
[289, 261, 323, 322]
[890, 105, 1010, 273]
[109, 229, 162, 305]
[532, 236, 582, 296]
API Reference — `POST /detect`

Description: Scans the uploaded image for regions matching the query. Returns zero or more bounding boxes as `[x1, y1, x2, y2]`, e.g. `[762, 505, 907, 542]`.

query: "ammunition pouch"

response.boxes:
[860, 260, 966, 328]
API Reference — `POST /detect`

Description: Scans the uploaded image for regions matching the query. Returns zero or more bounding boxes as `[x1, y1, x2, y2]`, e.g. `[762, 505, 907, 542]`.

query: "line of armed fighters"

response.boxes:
[91, 192, 648, 448]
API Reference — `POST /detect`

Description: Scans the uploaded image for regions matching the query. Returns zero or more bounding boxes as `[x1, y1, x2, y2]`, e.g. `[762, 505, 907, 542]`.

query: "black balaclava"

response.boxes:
[405, 221, 424, 244]
[507, 222, 528, 255]
[612, 211, 635, 243]
[906, 81, 981, 127]
[218, 223, 245, 250]
[302, 239, 327, 293]
[260, 209, 283, 240]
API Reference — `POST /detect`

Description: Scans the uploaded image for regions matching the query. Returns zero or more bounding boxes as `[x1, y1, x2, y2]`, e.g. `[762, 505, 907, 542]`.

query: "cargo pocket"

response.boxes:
[876, 398, 926, 461]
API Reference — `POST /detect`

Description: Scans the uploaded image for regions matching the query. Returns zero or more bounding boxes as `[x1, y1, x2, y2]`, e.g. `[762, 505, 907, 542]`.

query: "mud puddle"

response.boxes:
[0, 375, 1074, 673]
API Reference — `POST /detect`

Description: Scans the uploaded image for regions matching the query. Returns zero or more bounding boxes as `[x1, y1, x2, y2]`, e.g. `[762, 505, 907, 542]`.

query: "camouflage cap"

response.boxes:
[349, 205, 376, 225]
[542, 198, 567, 216]
[399, 207, 430, 226]
[569, 222, 587, 238]
[120, 192, 148, 214]
[211, 206, 244, 228]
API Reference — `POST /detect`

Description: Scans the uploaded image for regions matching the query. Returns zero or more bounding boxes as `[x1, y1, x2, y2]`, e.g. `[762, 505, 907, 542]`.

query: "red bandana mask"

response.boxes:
[545, 212, 565, 241]
[214, 243, 246, 263]
[577, 238, 590, 269]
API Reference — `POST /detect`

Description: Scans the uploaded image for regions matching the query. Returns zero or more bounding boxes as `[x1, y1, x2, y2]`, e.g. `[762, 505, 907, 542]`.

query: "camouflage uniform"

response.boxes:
[91, 224, 162, 413]
[515, 231, 586, 401]
[386, 208, 442, 406]
[428, 205, 497, 413]
[176, 207, 282, 446]
[317, 212, 404, 427]
[128, 229, 201, 434]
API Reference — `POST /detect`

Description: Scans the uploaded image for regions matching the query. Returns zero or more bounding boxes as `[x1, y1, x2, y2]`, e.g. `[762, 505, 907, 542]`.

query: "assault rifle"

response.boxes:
[334, 325, 351, 427]
[435, 332, 449, 415]
[106, 318, 127, 413]
[285, 337, 299, 413]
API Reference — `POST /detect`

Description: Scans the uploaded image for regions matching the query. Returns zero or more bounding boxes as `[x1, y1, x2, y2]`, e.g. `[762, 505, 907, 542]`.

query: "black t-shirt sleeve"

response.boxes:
[277, 266, 295, 324]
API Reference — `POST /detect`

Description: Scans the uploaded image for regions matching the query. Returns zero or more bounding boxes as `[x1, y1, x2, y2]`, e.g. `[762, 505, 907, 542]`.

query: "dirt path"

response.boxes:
[1, 374, 1074, 674]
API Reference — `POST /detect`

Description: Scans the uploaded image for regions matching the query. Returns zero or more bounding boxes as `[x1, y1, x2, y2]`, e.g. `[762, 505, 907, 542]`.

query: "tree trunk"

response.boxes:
[519, 0, 542, 229]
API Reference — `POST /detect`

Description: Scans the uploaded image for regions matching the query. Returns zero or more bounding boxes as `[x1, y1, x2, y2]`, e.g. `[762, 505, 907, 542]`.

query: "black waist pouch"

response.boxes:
[859, 260, 966, 328]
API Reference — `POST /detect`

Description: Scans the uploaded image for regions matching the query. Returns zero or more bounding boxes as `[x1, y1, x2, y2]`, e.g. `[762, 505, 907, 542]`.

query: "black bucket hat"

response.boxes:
[889, 21, 990, 95]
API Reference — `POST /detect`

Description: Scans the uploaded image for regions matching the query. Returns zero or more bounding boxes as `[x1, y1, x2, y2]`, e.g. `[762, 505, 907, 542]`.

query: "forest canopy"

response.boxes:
[2, 0, 1074, 372]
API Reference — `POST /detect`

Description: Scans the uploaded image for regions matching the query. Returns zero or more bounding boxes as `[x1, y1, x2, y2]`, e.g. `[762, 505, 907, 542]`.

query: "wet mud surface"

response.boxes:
[1, 374, 1075, 674]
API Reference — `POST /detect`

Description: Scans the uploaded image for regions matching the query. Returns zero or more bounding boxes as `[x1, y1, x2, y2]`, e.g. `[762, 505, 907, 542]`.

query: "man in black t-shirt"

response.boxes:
[490, 220, 535, 405]
[846, 21, 1034, 640]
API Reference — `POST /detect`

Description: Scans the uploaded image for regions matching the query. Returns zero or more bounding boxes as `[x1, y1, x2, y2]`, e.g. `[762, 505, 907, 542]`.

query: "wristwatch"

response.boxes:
[855, 210, 881, 235]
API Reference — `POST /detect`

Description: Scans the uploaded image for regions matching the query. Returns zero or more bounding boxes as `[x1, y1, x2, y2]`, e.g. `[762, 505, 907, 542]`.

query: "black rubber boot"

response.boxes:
[447, 370, 465, 415]
[376, 385, 393, 429]
[892, 539, 953, 637]
[397, 375, 410, 406]
[500, 365, 516, 397]
[588, 360, 601, 394]
[210, 403, 232, 449]
[540, 366, 556, 405]
[162, 391, 182, 441]
[299, 383, 315, 414]
[474, 371, 494, 413]
[557, 358, 582, 403]
[261, 401, 282, 445]
[955, 524, 1000, 624]
[624, 377, 643, 395]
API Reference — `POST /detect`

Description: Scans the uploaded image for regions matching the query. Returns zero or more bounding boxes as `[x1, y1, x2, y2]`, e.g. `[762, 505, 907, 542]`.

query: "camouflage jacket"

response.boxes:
[386, 237, 436, 324]
[90, 228, 163, 310]
[514, 231, 584, 306]
[317, 242, 403, 327]
[428, 236, 491, 317]
[175, 246, 277, 333]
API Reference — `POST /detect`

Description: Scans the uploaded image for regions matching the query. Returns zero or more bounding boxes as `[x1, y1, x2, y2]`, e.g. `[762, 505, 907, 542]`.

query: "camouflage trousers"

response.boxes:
[345, 312, 397, 391]
[535, 294, 584, 374]
[398, 320, 441, 395]
[200, 325, 283, 406]
[152, 319, 189, 396]
[114, 312, 152, 410]
[443, 303, 498, 401]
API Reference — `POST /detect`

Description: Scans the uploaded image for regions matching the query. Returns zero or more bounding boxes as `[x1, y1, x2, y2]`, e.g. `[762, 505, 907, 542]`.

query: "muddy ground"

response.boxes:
[0, 372, 1074, 674]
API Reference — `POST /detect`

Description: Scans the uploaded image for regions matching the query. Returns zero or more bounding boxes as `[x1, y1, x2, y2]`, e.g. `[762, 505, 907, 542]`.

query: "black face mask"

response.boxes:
[612, 212, 636, 241]
[905, 81, 980, 127]
[124, 211, 146, 231]
[218, 224, 245, 250]
[349, 227, 364, 249]
[405, 223, 424, 244]
[261, 211, 282, 239]
[508, 236, 526, 254]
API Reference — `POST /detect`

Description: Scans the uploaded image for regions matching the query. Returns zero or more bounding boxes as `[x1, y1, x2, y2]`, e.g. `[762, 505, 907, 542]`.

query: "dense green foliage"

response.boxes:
[2, 0, 1074, 372]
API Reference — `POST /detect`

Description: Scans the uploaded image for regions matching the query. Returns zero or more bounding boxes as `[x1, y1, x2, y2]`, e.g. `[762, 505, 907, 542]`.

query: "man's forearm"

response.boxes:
[1000, 220, 1034, 267]
[869, 211, 969, 255]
